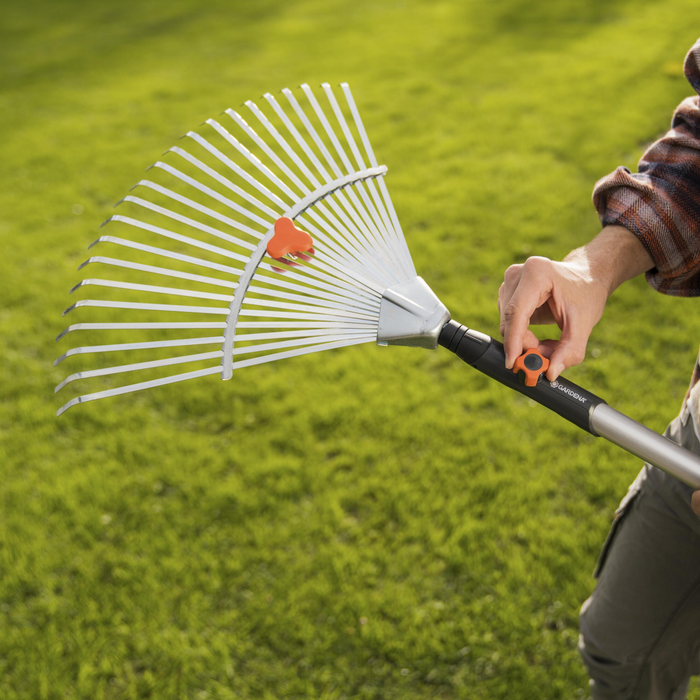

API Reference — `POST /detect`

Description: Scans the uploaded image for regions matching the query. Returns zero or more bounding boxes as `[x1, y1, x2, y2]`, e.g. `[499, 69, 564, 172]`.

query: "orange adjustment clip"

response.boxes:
[512, 349, 549, 387]
[267, 217, 314, 259]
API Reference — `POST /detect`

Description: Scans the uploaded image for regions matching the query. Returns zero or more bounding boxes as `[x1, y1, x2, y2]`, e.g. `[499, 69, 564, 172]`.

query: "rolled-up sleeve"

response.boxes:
[593, 40, 700, 297]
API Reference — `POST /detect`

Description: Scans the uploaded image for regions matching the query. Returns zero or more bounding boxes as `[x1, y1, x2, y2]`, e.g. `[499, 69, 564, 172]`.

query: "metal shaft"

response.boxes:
[590, 403, 700, 489]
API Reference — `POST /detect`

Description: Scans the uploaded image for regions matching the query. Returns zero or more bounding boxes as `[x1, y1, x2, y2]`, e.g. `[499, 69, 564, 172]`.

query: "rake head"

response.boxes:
[56, 82, 449, 416]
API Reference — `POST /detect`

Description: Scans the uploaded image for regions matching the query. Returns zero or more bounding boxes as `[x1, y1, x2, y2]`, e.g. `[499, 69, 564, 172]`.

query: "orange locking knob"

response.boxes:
[267, 217, 314, 259]
[512, 349, 549, 387]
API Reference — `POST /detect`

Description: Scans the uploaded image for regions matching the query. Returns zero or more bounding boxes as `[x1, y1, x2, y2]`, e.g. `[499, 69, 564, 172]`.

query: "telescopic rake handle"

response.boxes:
[439, 320, 700, 490]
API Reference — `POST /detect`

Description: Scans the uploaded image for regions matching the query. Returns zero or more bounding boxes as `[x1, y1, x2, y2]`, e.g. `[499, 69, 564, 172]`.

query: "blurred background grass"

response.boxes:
[3, 0, 700, 698]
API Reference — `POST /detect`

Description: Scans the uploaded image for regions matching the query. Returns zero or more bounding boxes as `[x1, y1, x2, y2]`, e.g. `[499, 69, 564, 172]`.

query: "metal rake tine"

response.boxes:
[275, 88, 400, 264]
[62, 299, 230, 317]
[274, 89, 381, 238]
[203, 119, 298, 202]
[238, 255, 380, 306]
[221, 328, 373, 342]
[127, 181, 264, 242]
[242, 98, 380, 263]
[257, 93, 403, 285]
[224, 104, 377, 278]
[265, 211, 383, 286]
[55, 322, 227, 342]
[214, 109, 394, 291]
[257, 249, 381, 299]
[56, 335, 374, 416]
[74, 275, 376, 316]
[282, 215, 393, 291]
[111, 198, 258, 254]
[55, 350, 224, 393]
[147, 161, 272, 228]
[178, 130, 288, 208]
[262, 240, 384, 297]
[264, 91, 336, 182]
[300, 84, 399, 263]
[246, 97, 324, 190]
[340, 83, 416, 276]
[246, 283, 378, 315]
[229, 336, 375, 371]
[319, 83, 398, 253]
[321, 83, 399, 260]
[235, 321, 377, 329]
[238, 297, 376, 321]
[285, 86, 403, 273]
[192, 118, 389, 291]
[69, 278, 234, 303]
[165, 146, 279, 217]
[229, 332, 377, 357]
[255, 266, 380, 307]
[257, 257, 382, 301]
[102, 215, 253, 262]
[57, 331, 374, 391]
[321, 82, 368, 171]
[299, 83, 355, 173]
[290, 215, 390, 292]
[78, 257, 237, 289]
[323, 186, 407, 279]
[84, 233, 378, 309]
[54, 336, 224, 366]
[260, 217, 389, 297]
[105, 206, 257, 257]
[56, 366, 223, 417]
[283, 86, 345, 178]
[237, 308, 375, 322]
[88, 234, 246, 277]
[226, 107, 310, 197]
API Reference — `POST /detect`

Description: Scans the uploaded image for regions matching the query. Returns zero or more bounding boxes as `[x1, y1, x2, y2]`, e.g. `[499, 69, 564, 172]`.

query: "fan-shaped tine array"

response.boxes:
[56, 82, 416, 416]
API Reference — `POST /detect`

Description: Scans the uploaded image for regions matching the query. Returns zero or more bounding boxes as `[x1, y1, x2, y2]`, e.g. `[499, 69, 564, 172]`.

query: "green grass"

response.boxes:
[3, 1, 700, 698]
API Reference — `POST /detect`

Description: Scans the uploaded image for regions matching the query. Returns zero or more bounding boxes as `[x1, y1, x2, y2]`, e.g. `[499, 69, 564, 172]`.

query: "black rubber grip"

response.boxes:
[438, 320, 606, 434]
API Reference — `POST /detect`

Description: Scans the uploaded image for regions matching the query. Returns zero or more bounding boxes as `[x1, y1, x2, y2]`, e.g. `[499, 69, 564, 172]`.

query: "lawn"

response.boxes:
[3, 1, 700, 698]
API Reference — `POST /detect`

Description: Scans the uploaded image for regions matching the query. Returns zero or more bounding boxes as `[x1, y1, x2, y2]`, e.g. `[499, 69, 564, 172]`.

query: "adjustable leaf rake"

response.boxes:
[56, 82, 700, 489]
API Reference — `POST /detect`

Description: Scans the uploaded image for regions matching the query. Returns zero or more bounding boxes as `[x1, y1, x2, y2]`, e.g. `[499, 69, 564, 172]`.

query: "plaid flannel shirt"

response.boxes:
[593, 38, 700, 393]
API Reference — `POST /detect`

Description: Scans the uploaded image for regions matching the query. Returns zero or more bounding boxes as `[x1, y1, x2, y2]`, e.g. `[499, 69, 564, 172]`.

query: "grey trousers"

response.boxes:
[579, 409, 700, 699]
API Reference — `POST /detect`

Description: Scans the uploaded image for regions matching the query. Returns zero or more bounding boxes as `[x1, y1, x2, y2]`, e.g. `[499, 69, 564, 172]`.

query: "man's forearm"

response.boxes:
[564, 225, 655, 296]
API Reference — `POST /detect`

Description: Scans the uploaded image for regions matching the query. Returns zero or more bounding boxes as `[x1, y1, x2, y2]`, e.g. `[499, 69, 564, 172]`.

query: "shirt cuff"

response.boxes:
[593, 167, 700, 296]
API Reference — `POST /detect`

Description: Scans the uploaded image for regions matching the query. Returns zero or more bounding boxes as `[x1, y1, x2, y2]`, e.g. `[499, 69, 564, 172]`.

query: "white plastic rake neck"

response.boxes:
[221, 164, 386, 379]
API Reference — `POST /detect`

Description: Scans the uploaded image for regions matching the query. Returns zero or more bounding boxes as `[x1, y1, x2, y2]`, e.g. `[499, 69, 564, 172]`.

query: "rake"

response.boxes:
[56, 82, 700, 489]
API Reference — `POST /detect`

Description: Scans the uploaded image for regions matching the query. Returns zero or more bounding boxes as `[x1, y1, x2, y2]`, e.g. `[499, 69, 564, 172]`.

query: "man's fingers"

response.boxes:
[501, 260, 552, 368]
[502, 301, 533, 368]
[546, 315, 591, 381]
[547, 341, 587, 381]
[537, 339, 558, 359]
[498, 267, 522, 333]
[529, 302, 557, 326]
[522, 329, 540, 351]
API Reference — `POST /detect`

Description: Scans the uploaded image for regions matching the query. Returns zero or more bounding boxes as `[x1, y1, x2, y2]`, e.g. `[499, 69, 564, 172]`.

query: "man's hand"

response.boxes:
[498, 255, 610, 381]
[498, 225, 654, 381]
